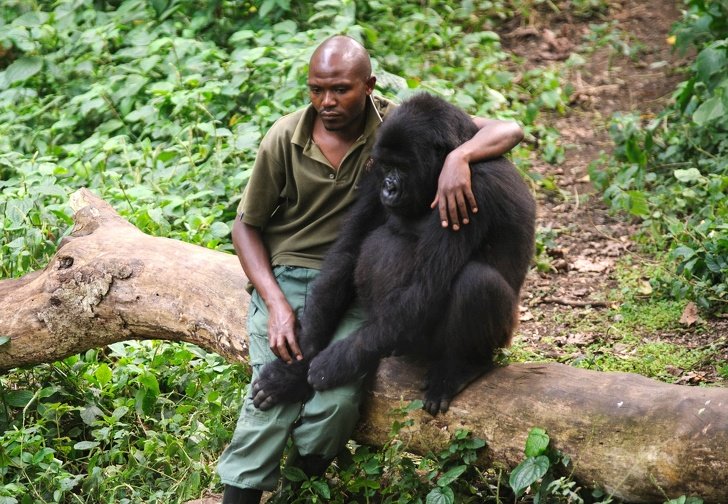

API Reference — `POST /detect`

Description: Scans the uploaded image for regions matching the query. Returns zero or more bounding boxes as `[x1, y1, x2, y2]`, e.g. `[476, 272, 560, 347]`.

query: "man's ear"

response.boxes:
[365, 75, 376, 95]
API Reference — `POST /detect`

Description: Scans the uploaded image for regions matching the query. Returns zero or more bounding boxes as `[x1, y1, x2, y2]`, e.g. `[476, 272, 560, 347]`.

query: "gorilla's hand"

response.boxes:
[251, 359, 312, 410]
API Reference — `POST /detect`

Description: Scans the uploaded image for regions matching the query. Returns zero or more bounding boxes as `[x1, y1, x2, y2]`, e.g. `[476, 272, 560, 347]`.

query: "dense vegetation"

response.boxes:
[0, 0, 722, 502]
[590, 0, 728, 312]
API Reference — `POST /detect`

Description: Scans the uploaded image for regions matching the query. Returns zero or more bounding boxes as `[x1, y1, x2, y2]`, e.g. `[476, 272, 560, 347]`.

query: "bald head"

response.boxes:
[310, 35, 372, 81]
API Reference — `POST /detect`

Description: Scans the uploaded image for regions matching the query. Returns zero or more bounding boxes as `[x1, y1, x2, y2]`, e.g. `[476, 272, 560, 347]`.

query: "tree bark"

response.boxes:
[1, 189, 726, 503]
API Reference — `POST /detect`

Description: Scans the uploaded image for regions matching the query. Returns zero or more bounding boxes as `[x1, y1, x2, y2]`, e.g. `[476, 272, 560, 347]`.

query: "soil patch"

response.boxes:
[502, 0, 727, 384]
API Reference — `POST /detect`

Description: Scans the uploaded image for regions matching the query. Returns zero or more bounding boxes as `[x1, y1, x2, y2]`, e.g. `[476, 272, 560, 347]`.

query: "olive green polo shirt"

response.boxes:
[239, 95, 396, 270]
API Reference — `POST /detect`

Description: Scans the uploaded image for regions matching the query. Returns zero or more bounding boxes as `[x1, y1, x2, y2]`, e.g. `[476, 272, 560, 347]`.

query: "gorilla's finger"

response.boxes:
[439, 399, 450, 414]
[424, 399, 439, 416]
[252, 379, 261, 394]
[252, 389, 269, 409]
[259, 396, 277, 411]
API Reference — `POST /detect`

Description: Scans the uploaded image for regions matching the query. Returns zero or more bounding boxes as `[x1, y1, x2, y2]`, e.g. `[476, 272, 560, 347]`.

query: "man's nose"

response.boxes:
[322, 91, 336, 107]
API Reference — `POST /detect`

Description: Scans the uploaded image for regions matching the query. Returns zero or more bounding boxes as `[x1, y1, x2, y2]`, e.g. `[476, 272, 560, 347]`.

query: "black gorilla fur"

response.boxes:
[251, 93, 536, 415]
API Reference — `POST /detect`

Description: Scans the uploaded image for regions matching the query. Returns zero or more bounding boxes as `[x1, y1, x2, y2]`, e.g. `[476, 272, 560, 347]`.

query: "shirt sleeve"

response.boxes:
[238, 123, 287, 228]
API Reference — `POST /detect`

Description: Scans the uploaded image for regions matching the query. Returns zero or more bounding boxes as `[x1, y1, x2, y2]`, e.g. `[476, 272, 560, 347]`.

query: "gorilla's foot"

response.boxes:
[251, 359, 312, 410]
[422, 363, 488, 416]
[307, 347, 359, 390]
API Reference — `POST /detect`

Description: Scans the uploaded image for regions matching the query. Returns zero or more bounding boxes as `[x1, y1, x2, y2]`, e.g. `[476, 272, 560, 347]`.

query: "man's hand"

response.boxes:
[267, 302, 302, 364]
[430, 149, 477, 231]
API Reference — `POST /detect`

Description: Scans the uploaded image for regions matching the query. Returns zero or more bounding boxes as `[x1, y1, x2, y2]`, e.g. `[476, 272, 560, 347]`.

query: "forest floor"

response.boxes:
[504, 0, 728, 385]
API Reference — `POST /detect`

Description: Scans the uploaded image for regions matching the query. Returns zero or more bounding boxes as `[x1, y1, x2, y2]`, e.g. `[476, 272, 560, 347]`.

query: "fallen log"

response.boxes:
[1, 189, 726, 503]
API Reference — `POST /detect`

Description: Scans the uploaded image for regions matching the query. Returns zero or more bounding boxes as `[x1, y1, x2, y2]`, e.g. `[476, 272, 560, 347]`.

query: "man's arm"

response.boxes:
[431, 117, 524, 231]
[232, 217, 302, 363]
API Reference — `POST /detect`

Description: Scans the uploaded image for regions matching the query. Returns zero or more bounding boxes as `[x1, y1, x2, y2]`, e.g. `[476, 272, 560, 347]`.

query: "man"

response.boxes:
[217, 35, 524, 504]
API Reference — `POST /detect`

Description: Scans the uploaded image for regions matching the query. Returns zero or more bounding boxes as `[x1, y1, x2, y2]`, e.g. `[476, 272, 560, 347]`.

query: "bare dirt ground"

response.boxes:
[502, 0, 728, 384]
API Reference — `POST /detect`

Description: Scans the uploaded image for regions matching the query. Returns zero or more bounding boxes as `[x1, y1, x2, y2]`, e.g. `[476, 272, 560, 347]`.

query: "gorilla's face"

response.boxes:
[379, 167, 405, 208]
[378, 162, 435, 218]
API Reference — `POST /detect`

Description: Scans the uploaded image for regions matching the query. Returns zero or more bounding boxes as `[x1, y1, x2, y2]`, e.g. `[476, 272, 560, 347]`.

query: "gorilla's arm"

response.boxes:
[298, 174, 385, 357]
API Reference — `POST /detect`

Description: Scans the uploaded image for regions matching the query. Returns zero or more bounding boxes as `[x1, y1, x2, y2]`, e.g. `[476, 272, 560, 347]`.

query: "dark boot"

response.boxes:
[295, 454, 331, 478]
[284, 447, 332, 480]
[222, 485, 262, 504]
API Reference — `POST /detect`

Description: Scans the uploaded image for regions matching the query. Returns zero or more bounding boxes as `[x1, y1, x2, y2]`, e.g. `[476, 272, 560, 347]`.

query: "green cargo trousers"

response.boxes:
[217, 266, 366, 491]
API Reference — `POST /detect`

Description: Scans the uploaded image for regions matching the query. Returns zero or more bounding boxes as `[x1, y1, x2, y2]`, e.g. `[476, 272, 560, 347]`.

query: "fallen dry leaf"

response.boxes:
[572, 257, 612, 273]
[679, 302, 699, 327]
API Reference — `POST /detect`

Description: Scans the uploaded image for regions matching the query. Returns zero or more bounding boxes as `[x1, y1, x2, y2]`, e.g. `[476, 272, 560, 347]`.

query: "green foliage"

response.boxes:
[510, 428, 567, 502]
[0, 342, 248, 503]
[590, 0, 728, 312]
[0, 0, 572, 281]
[271, 401, 488, 503]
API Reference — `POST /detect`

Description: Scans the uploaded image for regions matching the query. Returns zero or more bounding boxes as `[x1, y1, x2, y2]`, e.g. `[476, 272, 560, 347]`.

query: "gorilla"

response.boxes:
[251, 93, 536, 415]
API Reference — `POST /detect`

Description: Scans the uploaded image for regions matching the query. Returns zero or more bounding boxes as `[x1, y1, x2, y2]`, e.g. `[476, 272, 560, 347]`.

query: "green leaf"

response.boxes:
[426, 486, 455, 504]
[4, 56, 43, 85]
[0, 336, 10, 347]
[674, 168, 704, 183]
[150, 0, 169, 17]
[705, 255, 722, 273]
[135, 387, 157, 416]
[696, 45, 727, 86]
[311, 480, 331, 498]
[464, 437, 486, 449]
[111, 406, 129, 420]
[524, 427, 550, 457]
[692, 96, 724, 125]
[94, 363, 113, 386]
[627, 190, 650, 217]
[437, 464, 467, 487]
[258, 0, 277, 18]
[73, 441, 100, 451]
[138, 372, 160, 394]
[5, 389, 34, 408]
[672, 246, 696, 260]
[509, 455, 550, 496]
[209, 221, 230, 238]
[80, 405, 103, 426]
[281, 466, 308, 482]
[540, 89, 561, 109]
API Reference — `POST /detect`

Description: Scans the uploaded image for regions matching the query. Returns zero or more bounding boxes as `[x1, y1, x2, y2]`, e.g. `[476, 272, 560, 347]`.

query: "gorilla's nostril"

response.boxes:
[383, 178, 398, 196]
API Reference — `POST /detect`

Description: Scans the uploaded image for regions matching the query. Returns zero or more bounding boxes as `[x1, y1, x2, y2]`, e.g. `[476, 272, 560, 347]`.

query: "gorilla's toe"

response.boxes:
[250, 360, 312, 409]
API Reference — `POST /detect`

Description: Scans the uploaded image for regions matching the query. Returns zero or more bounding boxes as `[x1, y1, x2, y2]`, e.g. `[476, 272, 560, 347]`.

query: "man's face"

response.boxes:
[308, 58, 374, 133]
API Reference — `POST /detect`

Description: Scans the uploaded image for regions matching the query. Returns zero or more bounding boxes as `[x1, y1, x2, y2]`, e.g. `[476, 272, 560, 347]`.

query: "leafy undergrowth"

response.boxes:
[589, 0, 728, 312]
[0, 0, 724, 503]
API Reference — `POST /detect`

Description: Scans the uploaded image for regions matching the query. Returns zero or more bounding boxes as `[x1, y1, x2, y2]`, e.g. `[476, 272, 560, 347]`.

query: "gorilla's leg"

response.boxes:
[422, 262, 517, 415]
[307, 321, 392, 390]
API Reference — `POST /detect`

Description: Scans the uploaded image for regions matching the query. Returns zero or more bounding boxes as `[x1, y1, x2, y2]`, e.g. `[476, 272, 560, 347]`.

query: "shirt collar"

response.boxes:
[291, 95, 384, 148]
